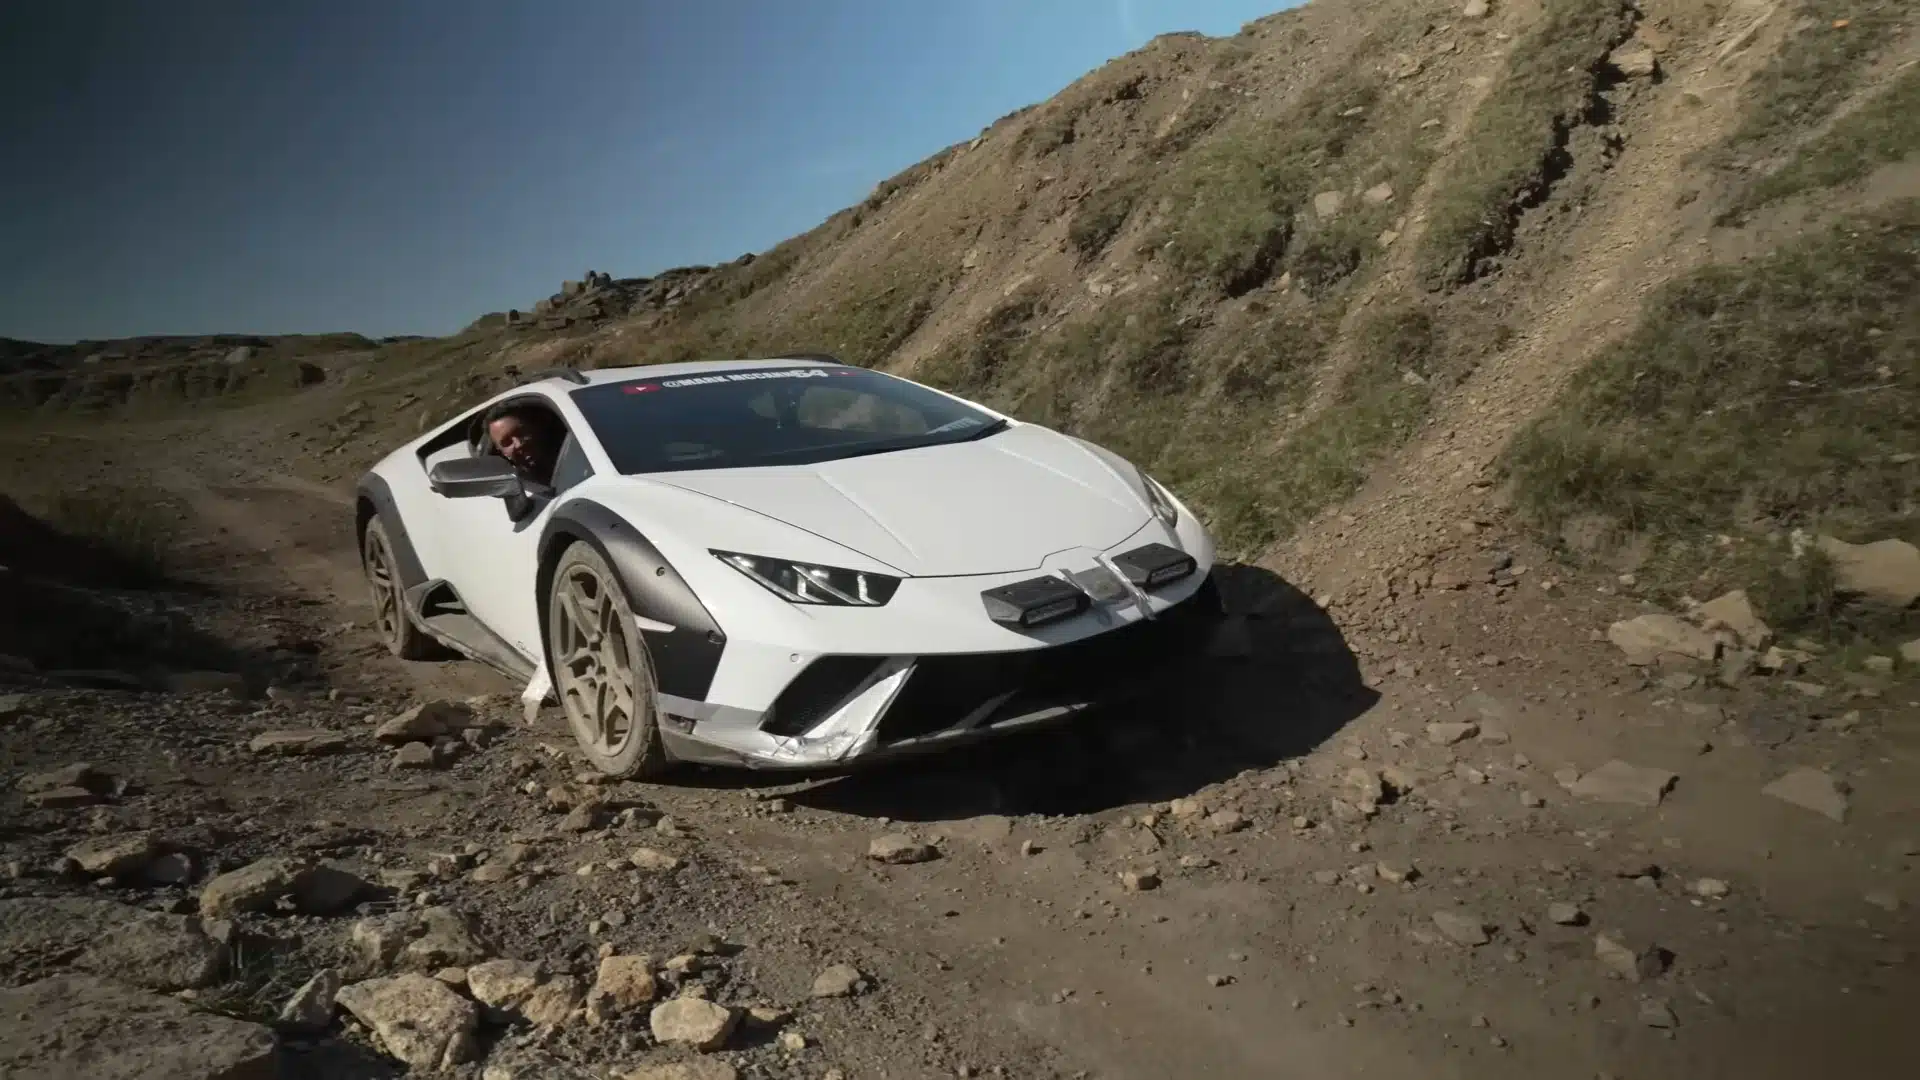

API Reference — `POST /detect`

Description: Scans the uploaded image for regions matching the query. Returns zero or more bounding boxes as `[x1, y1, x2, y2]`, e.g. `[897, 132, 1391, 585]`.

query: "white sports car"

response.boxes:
[354, 355, 1224, 778]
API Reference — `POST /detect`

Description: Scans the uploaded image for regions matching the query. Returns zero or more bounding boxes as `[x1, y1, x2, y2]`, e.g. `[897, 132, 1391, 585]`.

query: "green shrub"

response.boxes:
[1721, 64, 1920, 221]
[1154, 75, 1378, 296]
[1417, 0, 1633, 289]
[1717, 1, 1911, 166]
[1068, 181, 1142, 259]
[1504, 199, 1919, 634]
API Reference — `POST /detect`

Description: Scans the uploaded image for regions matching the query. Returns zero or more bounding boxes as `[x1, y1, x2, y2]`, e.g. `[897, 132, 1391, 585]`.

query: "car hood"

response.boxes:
[644, 424, 1152, 576]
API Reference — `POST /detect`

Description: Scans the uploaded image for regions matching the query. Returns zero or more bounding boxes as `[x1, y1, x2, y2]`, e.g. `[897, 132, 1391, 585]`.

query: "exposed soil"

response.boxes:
[1, 385, 1914, 1080]
[2, 1, 1916, 1077]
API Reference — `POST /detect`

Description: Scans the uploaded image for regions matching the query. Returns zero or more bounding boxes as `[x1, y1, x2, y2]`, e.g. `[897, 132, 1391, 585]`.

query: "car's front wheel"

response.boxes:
[545, 541, 670, 780]
[362, 517, 440, 660]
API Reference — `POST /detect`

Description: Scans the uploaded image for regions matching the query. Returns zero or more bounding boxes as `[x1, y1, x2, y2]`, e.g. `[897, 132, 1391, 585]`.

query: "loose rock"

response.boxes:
[335, 972, 481, 1070]
[1814, 536, 1920, 609]
[1169, 797, 1207, 818]
[1426, 721, 1479, 746]
[1431, 911, 1492, 946]
[394, 742, 438, 769]
[1762, 767, 1849, 822]
[17, 762, 116, 796]
[1568, 760, 1677, 808]
[1347, 768, 1386, 808]
[1639, 998, 1678, 1028]
[1609, 40, 1658, 78]
[520, 974, 586, 1027]
[199, 858, 306, 918]
[278, 968, 341, 1032]
[467, 958, 546, 1010]
[1376, 862, 1417, 884]
[1594, 933, 1669, 982]
[1864, 890, 1901, 913]
[1548, 903, 1587, 926]
[248, 729, 349, 755]
[812, 962, 868, 998]
[199, 857, 367, 918]
[1203, 810, 1249, 835]
[1608, 614, 1719, 665]
[592, 953, 660, 1018]
[650, 996, 741, 1051]
[375, 699, 478, 745]
[66, 831, 164, 878]
[1692, 590, 1771, 648]
[1690, 878, 1731, 899]
[631, 847, 684, 872]
[351, 906, 492, 970]
[868, 835, 939, 864]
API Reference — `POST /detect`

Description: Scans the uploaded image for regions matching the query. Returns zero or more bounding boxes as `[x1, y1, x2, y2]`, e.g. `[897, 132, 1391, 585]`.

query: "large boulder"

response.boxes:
[1815, 536, 1920, 609]
[1691, 589, 1772, 649]
[0, 975, 276, 1079]
[650, 997, 740, 1051]
[351, 905, 492, 971]
[335, 972, 480, 1071]
[198, 857, 369, 918]
[0, 897, 228, 991]
[1606, 613, 1720, 665]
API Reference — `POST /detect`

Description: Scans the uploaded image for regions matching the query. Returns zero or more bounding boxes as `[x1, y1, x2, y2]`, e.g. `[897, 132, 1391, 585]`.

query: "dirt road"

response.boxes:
[3, 428, 1916, 1080]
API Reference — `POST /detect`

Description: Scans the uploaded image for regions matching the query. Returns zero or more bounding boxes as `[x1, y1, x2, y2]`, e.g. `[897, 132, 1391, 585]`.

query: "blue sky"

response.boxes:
[0, 1, 1296, 343]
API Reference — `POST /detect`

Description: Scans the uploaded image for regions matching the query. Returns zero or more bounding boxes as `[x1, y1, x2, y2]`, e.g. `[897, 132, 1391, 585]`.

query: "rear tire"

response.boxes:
[362, 517, 440, 660]
[545, 541, 671, 780]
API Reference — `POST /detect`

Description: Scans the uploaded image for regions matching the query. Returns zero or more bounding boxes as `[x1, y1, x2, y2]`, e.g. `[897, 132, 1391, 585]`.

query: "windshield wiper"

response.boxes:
[958, 418, 1009, 441]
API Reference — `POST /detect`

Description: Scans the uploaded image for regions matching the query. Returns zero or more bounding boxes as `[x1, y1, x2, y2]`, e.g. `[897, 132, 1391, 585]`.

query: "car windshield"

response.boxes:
[568, 364, 1008, 474]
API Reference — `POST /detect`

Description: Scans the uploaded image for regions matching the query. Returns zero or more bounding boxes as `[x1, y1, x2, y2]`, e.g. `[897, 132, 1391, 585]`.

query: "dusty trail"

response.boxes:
[153, 456, 515, 704]
[106, 440, 1916, 1080]
[161, 455, 1430, 1077]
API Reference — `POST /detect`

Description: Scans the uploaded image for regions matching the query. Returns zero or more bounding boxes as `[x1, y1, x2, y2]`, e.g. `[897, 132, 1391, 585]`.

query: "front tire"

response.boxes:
[362, 517, 440, 660]
[545, 541, 670, 780]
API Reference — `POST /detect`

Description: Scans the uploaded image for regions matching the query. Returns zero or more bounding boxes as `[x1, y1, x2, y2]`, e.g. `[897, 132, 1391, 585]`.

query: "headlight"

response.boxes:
[712, 550, 902, 606]
[1137, 468, 1180, 528]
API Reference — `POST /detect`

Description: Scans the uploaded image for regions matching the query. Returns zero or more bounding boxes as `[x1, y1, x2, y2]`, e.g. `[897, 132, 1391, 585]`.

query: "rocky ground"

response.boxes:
[1, 411, 1916, 1080]
[2, 0, 1915, 1074]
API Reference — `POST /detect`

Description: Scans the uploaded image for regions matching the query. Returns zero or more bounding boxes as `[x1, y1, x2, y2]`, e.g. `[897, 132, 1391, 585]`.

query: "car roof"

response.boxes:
[522, 355, 845, 390]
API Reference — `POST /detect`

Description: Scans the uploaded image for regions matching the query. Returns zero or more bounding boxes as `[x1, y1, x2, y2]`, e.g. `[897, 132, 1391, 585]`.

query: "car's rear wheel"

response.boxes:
[546, 541, 669, 780]
[362, 517, 439, 660]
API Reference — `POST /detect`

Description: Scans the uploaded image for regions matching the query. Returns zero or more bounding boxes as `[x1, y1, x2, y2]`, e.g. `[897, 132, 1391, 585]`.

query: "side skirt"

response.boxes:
[401, 579, 539, 685]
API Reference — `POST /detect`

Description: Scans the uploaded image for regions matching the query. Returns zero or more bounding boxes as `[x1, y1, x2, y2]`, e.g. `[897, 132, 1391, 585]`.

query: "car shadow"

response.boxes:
[698, 562, 1376, 822]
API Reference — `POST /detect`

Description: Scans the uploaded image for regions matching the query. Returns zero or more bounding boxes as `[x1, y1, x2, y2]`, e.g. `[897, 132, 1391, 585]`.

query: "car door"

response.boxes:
[432, 407, 597, 666]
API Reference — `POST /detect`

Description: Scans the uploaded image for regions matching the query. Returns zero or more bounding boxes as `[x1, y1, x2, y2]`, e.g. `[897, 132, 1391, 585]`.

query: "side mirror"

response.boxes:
[429, 456, 524, 499]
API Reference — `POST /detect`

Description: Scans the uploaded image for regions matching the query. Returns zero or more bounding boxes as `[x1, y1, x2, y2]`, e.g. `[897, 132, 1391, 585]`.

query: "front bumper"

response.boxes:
[657, 570, 1226, 771]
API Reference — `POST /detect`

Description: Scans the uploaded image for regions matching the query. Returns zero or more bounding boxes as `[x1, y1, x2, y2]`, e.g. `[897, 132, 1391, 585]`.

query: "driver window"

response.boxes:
[474, 397, 575, 491]
[550, 433, 593, 494]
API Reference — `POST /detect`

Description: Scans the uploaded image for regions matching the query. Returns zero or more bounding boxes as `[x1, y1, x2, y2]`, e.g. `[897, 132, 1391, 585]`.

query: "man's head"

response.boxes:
[484, 402, 563, 482]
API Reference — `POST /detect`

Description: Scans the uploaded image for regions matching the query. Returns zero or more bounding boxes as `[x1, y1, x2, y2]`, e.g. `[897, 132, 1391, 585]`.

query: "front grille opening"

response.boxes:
[762, 655, 889, 736]
[879, 575, 1219, 742]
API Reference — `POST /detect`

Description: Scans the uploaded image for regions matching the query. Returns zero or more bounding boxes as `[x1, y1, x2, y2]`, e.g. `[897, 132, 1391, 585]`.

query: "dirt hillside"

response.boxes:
[2, 0, 1916, 1078]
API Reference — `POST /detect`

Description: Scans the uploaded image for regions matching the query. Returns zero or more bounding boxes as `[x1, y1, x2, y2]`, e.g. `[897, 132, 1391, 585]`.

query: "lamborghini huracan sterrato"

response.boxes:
[354, 355, 1225, 778]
